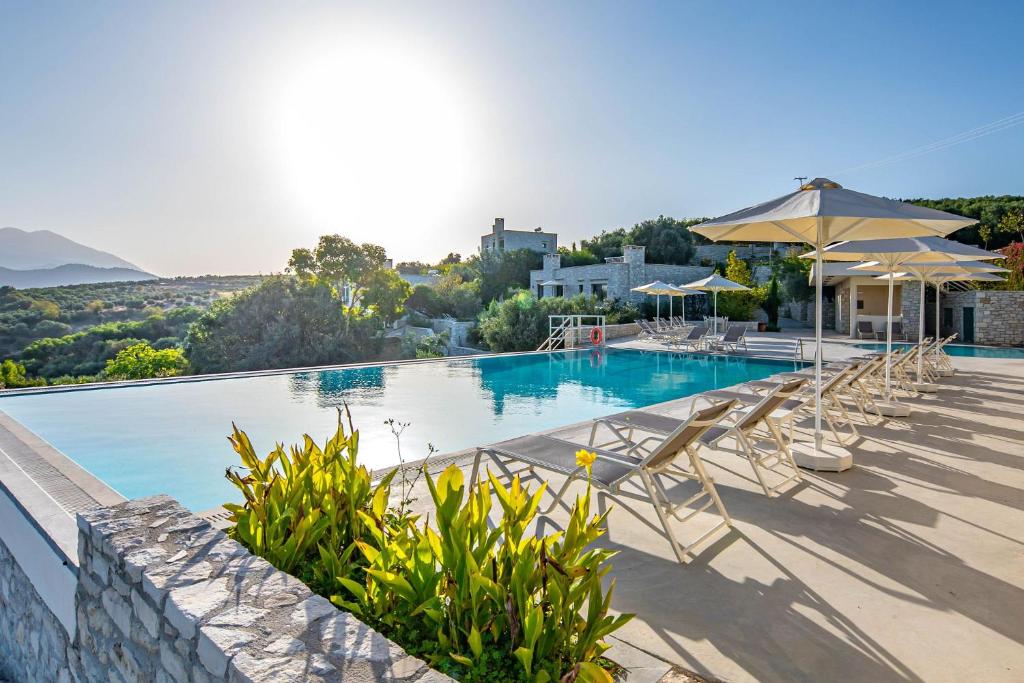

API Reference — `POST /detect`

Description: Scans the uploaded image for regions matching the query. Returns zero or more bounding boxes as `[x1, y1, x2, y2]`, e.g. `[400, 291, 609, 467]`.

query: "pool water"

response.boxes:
[0, 349, 801, 511]
[853, 342, 1024, 359]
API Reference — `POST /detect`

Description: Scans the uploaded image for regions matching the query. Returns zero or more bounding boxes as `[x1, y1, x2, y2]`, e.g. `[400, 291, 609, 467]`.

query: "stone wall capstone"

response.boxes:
[68, 495, 453, 683]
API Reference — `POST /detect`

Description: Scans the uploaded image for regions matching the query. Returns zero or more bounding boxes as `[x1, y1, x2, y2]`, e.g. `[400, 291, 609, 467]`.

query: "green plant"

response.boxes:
[103, 341, 188, 380]
[224, 411, 399, 584]
[224, 418, 632, 682]
[763, 276, 781, 327]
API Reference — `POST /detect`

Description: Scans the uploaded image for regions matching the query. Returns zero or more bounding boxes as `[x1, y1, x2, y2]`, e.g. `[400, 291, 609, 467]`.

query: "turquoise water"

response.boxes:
[0, 349, 801, 511]
[853, 342, 1024, 358]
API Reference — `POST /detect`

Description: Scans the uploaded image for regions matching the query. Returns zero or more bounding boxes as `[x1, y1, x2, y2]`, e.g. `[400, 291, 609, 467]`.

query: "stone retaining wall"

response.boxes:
[0, 536, 74, 683]
[72, 495, 452, 683]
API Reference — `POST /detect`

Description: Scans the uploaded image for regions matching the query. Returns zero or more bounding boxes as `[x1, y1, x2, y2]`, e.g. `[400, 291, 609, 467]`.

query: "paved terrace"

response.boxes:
[405, 337, 1024, 682]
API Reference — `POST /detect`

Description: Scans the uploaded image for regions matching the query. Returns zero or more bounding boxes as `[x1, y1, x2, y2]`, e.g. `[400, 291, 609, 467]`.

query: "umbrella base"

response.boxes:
[876, 400, 912, 417]
[936, 368, 955, 377]
[791, 441, 853, 472]
[913, 382, 939, 393]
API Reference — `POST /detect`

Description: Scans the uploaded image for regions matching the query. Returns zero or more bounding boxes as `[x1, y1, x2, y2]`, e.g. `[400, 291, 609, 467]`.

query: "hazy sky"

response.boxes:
[2, 1, 1023, 276]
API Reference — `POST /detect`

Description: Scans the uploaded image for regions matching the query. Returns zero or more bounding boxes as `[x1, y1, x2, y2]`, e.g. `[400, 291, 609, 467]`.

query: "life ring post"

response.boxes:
[590, 326, 604, 346]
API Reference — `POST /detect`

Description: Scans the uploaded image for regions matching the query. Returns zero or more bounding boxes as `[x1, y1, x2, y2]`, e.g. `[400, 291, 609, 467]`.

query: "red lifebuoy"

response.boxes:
[590, 327, 603, 345]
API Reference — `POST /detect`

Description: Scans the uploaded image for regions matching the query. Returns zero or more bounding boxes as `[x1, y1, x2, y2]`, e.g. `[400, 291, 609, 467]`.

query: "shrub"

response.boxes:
[225, 417, 631, 682]
[477, 292, 641, 352]
[103, 342, 189, 380]
[0, 359, 45, 389]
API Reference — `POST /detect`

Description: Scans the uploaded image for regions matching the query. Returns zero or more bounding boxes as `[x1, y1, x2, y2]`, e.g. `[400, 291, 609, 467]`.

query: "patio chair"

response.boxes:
[881, 321, 908, 342]
[637, 320, 663, 339]
[593, 379, 807, 498]
[473, 400, 740, 563]
[672, 324, 709, 352]
[714, 324, 748, 353]
[856, 321, 875, 339]
[743, 365, 862, 445]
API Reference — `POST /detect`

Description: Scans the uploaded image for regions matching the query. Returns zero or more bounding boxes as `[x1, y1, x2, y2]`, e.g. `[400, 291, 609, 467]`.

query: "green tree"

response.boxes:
[185, 276, 380, 373]
[763, 275, 781, 328]
[0, 359, 45, 388]
[979, 224, 992, 249]
[724, 250, 753, 286]
[104, 342, 188, 380]
[477, 249, 543, 303]
[581, 215, 702, 265]
[997, 210, 1024, 243]
[557, 246, 600, 267]
[778, 250, 814, 303]
[361, 268, 412, 324]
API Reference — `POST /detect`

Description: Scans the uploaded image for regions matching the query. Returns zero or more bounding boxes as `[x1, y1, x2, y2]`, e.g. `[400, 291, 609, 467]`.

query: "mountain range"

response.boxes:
[0, 227, 156, 288]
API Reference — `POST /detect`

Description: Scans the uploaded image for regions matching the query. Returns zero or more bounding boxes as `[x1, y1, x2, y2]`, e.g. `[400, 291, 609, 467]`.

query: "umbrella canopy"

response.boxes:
[851, 260, 1008, 275]
[631, 281, 680, 323]
[681, 274, 749, 334]
[805, 237, 1001, 402]
[692, 178, 977, 243]
[683, 273, 751, 292]
[691, 178, 977, 469]
[807, 236, 1000, 266]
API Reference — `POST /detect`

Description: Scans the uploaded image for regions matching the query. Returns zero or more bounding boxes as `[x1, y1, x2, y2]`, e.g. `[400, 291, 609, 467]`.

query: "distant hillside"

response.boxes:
[0, 264, 156, 288]
[906, 196, 1024, 249]
[0, 227, 143, 270]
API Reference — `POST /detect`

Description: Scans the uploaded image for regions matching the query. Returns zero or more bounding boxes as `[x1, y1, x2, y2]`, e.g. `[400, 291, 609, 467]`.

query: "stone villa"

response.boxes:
[530, 245, 711, 303]
[481, 217, 557, 255]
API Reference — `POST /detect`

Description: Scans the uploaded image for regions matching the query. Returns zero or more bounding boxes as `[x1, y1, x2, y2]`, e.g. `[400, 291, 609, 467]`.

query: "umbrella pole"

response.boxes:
[918, 278, 926, 382]
[935, 281, 941, 364]
[669, 295, 673, 321]
[884, 270, 894, 400]
[714, 290, 718, 335]
[681, 295, 686, 326]
[814, 232, 823, 452]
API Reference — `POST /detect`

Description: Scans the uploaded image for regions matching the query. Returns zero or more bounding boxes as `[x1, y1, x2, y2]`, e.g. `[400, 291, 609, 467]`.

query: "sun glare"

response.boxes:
[273, 38, 477, 246]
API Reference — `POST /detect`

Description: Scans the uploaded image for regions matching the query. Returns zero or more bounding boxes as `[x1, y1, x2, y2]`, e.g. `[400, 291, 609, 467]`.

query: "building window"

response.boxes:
[540, 241, 547, 249]
[578, 284, 584, 294]
[591, 283, 606, 300]
[554, 285, 564, 297]
[537, 283, 544, 298]
[856, 300, 864, 310]
[498, 239, 504, 251]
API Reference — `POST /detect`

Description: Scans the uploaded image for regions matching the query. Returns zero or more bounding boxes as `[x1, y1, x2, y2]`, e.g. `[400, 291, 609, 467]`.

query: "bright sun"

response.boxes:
[273, 37, 477, 245]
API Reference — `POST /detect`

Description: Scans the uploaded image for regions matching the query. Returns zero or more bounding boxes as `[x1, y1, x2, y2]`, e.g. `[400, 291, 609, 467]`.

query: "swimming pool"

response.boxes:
[0, 349, 801, 511]
[853, 342, 1024, 358]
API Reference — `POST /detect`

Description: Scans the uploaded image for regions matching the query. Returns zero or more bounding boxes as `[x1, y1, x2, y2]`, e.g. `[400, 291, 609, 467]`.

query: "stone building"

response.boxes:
[821, 265, 1024, 345]
[530, 245, 711, 303]
[481, 217, 557, 254]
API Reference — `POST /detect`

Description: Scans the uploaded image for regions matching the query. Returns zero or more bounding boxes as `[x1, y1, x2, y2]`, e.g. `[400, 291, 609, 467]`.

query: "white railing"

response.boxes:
[537, 315, 607, 351]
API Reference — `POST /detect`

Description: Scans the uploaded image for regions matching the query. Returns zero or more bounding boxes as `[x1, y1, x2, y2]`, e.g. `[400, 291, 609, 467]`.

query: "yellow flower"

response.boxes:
[575, 448, 597, 471]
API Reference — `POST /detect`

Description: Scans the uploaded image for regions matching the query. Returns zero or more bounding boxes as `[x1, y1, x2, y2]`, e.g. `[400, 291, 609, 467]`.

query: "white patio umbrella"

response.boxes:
[853, 261, 1008, 389]
[668, 284, 700, 325]
[806, 237, 1001, 415]
[681, 274, 750, 334]
[692, 178, 976, 471]
[631, 281, 682, 325]
[875, 269, 1005, 378]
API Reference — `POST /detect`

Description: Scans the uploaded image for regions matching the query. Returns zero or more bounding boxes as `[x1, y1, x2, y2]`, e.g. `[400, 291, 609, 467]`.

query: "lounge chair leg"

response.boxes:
[686, 445, 732, 527]
[735, 431, 772, 497]
[640, 469, 688, 564]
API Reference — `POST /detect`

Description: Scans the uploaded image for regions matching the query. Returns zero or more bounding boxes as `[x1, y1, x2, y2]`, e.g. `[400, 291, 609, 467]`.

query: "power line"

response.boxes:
[832, 110, 1024, 177]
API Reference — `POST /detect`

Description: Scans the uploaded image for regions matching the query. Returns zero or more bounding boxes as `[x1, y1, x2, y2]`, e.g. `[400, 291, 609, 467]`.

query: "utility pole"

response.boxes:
[794, 176, 808, 187]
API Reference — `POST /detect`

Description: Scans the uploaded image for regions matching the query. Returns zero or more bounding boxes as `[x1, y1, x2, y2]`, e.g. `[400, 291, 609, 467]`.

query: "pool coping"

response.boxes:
[0, 344, 807, 397]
